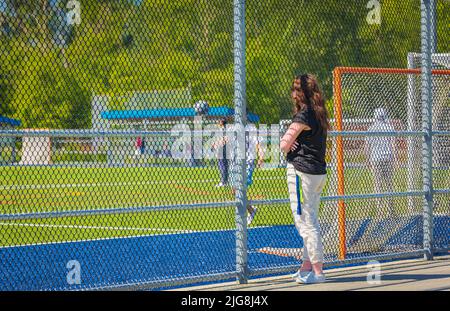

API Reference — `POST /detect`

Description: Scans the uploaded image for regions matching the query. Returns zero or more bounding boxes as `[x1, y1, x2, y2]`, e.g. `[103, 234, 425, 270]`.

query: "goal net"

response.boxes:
[330, 66, 450, 256]
[407, 53, 450, 168]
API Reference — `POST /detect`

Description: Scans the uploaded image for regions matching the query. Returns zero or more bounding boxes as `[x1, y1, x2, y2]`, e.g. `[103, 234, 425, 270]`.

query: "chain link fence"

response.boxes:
[0, 0, 448, 290]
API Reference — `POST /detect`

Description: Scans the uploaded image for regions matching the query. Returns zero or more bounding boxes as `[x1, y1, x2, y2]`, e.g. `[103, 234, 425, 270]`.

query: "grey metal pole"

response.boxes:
[406, 54, 417, 213]
[430, 0, 437, 54]
[420, 0, 434, 261]
[233, 0, 248, 283]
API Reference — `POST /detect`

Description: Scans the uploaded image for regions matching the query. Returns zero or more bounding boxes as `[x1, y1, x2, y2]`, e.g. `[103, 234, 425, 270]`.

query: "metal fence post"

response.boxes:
[233, 0, 248, 283]
[420, 0, 435, 261]
[429, 0, 437, 54]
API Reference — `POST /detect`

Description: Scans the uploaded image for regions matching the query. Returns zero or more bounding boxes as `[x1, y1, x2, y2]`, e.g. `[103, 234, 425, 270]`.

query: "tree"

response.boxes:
[0, 0, 443, 128]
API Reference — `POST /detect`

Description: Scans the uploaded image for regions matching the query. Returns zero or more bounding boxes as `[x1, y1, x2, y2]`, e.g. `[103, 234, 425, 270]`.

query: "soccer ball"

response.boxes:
[194, 100, 209, 115]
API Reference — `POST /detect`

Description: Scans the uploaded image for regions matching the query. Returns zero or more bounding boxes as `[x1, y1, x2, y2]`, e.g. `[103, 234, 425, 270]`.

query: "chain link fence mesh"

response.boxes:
[0, 0, 448, 290]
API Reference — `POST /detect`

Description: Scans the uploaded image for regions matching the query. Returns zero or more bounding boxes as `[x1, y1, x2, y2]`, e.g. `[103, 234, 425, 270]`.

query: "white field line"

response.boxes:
[0, 176, 285, 191]
[0, 179, 217, 191]
[0, 222, 193, 233]
[0, 223, 272, 249]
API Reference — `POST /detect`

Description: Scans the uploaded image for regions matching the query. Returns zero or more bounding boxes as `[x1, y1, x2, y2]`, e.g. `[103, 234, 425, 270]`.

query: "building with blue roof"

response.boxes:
[98, 106, 260, 167]
[91, 88, 260, 167]
[100, 106, 260, 124]
[0, 115, 21, 128]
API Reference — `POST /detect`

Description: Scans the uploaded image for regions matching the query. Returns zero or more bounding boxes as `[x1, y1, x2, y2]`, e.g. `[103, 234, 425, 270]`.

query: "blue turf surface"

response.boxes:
[0, 216, 448, 290]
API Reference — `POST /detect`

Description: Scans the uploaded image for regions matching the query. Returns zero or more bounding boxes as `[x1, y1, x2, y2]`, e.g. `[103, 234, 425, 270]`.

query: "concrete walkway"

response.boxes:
[177, 255, 450, 291]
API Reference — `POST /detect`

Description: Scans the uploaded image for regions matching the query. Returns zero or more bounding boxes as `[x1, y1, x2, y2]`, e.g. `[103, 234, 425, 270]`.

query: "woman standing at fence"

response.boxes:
[280, 74, 330, 284]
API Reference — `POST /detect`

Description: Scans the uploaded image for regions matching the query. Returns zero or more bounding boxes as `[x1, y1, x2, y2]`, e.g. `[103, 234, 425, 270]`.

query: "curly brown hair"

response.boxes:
[291, 74, 330, 131]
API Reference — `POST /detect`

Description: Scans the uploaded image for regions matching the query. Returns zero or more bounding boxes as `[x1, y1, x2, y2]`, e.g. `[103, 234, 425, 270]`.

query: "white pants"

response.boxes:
[287, 163, 327, 264]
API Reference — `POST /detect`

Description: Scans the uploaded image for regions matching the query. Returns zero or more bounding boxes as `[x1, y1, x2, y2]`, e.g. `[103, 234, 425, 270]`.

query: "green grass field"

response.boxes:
[0, 165, 448, 247]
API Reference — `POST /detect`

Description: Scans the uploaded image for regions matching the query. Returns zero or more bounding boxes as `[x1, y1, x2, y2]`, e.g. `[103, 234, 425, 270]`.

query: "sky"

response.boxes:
[0, 0, 16, 16]
[0, 0, 7, 13]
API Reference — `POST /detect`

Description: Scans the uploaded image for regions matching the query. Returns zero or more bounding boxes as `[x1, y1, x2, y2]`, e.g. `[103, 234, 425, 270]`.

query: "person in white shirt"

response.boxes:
[350, 108, 399, 253]
[365, 108, 396, 215]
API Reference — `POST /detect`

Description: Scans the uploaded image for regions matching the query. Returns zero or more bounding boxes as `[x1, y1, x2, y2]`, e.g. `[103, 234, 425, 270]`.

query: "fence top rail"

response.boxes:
[0, 129, 429, 137]
[334, 66, 450, 75]
[433, 131, 450, 136]
[328, 131, 426, 137]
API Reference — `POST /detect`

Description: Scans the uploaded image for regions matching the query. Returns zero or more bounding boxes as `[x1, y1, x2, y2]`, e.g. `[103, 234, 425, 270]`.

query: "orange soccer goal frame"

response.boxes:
[332, 66, 450, 260]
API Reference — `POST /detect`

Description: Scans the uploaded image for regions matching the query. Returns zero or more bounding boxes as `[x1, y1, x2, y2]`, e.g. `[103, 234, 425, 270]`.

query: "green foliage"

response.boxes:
[0, 0, 447, 128]
[0, 62, 12, 116]
[437, 0, 450, 53]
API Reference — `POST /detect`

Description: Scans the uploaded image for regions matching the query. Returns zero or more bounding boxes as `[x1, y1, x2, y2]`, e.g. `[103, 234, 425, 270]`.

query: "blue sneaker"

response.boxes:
[296, 271, 326, 284]
[291, 269, 311, 280]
